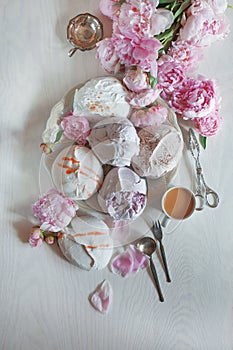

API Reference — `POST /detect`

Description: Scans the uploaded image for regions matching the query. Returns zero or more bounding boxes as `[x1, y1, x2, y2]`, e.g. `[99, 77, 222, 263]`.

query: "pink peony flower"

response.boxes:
[157, 55, 186, 100]
[113, 34, 162, 73]
[111, 245, 149, 277]
[170, 77, 216, 119]
[60, 114, 90, 145]
[32, 189, 77, 232]
[128, 87, 161, 108]
[180, 3, 230, 47]
[90, 280, 113, 314]
[99, 0, 121, 19]
[117, 1, 155, 39]
[29, 226, 44, 248]
[130, 105, 168, 128]
[168, 40, 204, 73]
[96, 38, 120, 74]
[123, 67, 150, 93]
[194, 102, 222, 136]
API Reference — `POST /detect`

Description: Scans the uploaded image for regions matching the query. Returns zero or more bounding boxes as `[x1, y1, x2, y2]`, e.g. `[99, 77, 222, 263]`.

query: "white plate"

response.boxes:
[39, 79, 185, 247]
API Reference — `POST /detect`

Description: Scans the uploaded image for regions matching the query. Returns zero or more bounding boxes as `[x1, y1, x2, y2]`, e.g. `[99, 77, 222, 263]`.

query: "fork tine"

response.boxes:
[157, 220, 162, 233]
[153, 220, 158, 232]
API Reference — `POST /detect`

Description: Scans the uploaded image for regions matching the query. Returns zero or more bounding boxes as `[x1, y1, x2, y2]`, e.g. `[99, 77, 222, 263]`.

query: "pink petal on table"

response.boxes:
[110, 245, 149, 277]
[111, 250, 134, 277]
[90, 280, 113, 314]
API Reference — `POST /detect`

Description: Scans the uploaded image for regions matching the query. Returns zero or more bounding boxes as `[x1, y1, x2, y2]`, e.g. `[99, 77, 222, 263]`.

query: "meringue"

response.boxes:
[51, 145, 103, 200]
[73, 77, 130, 121]
[131, 124, 183, 179]
[58, 216, 113, 270]
[98, 167, 147, 221]
[88, 117, 139, 167]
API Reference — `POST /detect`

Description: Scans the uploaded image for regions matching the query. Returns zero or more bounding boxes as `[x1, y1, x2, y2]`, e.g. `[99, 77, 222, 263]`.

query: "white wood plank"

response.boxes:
[0, 1, 233, 350]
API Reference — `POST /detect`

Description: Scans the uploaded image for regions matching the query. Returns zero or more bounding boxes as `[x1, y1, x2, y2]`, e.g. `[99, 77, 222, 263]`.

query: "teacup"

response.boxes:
[161, 186, 196, 227]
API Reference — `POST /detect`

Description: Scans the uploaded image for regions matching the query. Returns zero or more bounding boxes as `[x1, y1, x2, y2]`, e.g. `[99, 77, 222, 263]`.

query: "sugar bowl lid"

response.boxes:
[67, 13, 103, 57]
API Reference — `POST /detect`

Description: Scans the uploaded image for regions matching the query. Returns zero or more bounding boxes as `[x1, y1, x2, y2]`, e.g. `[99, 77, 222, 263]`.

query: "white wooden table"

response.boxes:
[0, 1, 233, 349]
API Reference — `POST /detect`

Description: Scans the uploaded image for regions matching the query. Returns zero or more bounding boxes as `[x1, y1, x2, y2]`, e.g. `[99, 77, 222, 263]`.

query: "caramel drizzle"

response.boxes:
[86, 244, 110, 249]
[62, 157, 80, 164]
[79, 170, 102, 186]
[57, 157, 102, 186]
[58, 157, 80, 174]
[84, 165, 102, 179]
[73, 231, 104, 237]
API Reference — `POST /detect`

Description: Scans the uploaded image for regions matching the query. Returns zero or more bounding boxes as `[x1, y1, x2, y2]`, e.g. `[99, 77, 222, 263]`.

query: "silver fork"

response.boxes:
[152, 220, 171, 283]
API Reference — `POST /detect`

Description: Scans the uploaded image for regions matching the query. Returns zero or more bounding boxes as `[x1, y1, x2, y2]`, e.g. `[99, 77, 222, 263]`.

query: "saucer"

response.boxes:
[67, 13, 103, 56]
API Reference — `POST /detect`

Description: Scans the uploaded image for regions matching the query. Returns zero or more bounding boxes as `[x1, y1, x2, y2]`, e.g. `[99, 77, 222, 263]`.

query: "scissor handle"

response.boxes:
[205, 188, 219, 208]
[195, 193, 205, 211]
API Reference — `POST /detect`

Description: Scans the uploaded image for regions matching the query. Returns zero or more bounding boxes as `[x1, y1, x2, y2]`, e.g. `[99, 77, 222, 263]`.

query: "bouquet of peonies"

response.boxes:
[96, 0, 230, 147]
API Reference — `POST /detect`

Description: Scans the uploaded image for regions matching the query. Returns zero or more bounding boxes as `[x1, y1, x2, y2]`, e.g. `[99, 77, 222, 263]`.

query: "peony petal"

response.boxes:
[151, 9, 174, 36]
[90, 280, 113, 314]
[111, 250, 134, 277]
[32, 189, 77, 232]
[110, 245, 149, 277]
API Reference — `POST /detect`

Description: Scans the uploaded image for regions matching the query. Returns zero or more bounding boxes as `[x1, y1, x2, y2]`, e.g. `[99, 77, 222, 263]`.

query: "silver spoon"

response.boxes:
[137, 237, 164, 302]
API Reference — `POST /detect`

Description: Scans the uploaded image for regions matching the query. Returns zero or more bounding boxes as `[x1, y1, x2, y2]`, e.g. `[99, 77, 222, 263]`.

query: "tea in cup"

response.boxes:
[161, 187, 196, 226]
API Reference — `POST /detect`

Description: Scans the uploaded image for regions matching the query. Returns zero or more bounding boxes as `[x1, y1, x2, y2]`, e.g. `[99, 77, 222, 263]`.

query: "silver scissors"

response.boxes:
[188, 128, 219, 211]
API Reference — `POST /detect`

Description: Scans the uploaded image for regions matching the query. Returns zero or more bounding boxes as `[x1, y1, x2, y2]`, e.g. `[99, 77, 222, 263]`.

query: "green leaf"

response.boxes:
[174, 0, 191, 20]
[199, 135, 207, 149]
[159, 0, 175, 4]
[149, 76, 157, 89]
[55, 129, 64, 143]
[67, 222, 73, 229]
[113, 0, 125, 5]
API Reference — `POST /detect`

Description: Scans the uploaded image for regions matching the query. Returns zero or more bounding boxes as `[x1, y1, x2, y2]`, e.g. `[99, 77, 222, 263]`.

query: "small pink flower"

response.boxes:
[170, 77, 216, 119]
[29, 226, 44, 248]
[96, 38, 120, 74]
[194, 102, 222, 136]
[90, 280, 113, 314]
[157, 55, 186, 100]
[111, 245, 149, 277]
[113, 35, 162, 73]
[60, 114, 90, 145]
[40, 143, 52, 154]
[32, 189, 77, 232]
[128, 87, 161, 108]
[130, 105, 167, 128]
[168, 40, 204, 73]
[45, 235, 55, 245]
[123, 67, 150, 93]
